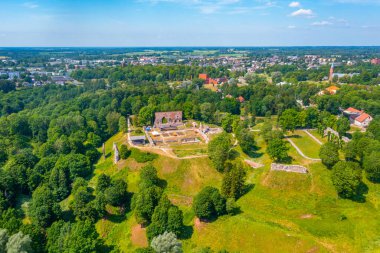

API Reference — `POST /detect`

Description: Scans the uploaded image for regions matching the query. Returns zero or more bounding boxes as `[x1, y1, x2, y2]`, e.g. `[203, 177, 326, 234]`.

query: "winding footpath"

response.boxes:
[303, 129, 323, 145]
[286, 137, 321, 162]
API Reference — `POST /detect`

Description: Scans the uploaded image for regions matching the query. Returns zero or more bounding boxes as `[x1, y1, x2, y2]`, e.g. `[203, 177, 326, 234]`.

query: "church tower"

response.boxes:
[329, 63, 334, 82]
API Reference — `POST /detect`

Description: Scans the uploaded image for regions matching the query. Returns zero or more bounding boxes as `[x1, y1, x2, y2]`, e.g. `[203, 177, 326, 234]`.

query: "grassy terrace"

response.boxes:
[170, 143, 208, 158]
[287, 130, 322, 159]
[308, 129, 328, 144]
[87, 129, 380, 253]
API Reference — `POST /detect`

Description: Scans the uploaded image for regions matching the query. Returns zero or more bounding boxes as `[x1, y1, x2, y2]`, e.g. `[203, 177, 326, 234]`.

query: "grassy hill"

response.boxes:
[90, 131, 380, 253]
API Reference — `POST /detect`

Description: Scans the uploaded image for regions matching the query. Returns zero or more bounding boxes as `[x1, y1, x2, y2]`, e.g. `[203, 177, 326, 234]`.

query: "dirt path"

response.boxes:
[286, 138, 321, 162]
[303, 129, 323, 145]
[131, 224, 148, 248]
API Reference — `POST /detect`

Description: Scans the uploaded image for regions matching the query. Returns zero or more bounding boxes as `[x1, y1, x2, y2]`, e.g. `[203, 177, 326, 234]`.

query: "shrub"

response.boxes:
[130, 148, 158, 163]
[193, 186, 226, 221]
[120, 145, 131, 159]
[319, 142, 340, 169]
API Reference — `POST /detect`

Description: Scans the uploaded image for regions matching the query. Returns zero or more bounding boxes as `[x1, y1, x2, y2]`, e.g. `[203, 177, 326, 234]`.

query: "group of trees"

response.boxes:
[260, 120, 289, 163]
[0, 83, 137, 251]
[0, 80, 16, 93]
[279, 107, 350, 138]
[0, 229, 33, 253]
[132, 165, 185, 242]
[193, 131, 249, 222]
[315, 85, 380, 117]
[319, 119, 380, 199]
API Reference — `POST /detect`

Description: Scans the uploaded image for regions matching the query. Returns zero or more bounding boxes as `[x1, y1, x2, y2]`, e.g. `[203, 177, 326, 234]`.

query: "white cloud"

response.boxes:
[311, 21, 332, 26]
[143, 0, 240, 14]
[290, 8, 314, 17]
[287, 25, 296, 29]
[22, 2, 39, 9]
[289, 1, 300, 7]
[139, 0, 277, 14]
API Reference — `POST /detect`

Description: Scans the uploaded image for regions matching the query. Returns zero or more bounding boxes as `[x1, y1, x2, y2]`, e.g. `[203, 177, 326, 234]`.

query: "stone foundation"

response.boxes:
[271, 163, 308, 174]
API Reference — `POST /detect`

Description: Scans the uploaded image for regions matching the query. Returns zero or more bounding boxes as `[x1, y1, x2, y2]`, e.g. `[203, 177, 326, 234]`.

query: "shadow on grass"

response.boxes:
[287, 134, 301, 139]
[228, 205, 243, 216]
[240, 183, 255, 199]
[351, 182, 368, 203]
[180, 225, 194, 240]
[97, 241, 115, 253]
[158, 178, 168, 189]
[275, 156, 293, 164]
[246, 151, 264, 159]
[229, 149, 240, 160]
[107, 212, 127, 223]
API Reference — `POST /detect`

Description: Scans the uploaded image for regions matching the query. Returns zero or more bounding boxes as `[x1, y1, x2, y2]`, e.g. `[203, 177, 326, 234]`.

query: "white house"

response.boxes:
[354, 113, 373, 128]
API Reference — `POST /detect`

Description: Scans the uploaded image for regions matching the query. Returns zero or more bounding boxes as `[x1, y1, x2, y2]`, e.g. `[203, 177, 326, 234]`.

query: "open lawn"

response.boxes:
[89, 131, 380, 253]
[309, 129, 328, 144]
[170, 143, 208, 158]
[288, 130, 322, 159]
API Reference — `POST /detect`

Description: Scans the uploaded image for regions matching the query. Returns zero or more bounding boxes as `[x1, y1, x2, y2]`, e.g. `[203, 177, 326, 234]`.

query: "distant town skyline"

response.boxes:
[1, 0, 380, 47]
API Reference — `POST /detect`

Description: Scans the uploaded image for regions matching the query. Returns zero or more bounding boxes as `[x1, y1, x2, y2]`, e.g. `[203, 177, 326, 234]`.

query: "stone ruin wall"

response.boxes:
[271, 163, 308, 174]
[154, 111, 183, 128]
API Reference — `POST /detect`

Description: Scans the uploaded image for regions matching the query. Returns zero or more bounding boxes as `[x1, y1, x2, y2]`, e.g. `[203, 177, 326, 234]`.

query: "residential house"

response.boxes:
[354, 113, 373, 128]
[343, 107, 373, 128]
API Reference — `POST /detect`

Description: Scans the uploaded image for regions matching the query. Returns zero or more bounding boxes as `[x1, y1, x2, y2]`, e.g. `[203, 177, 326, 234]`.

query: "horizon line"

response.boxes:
[1, 45, 380, 49]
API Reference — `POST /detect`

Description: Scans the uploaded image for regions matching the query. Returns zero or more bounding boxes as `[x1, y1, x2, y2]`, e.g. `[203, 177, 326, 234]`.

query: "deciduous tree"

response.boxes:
[331, 161, 362, 199]
[151, 232, 182, 253]
[319, 142, 340, 169]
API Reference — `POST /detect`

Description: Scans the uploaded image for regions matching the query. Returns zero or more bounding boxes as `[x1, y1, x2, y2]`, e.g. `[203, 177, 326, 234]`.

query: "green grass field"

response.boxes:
[288, 130, 322, 159]
[90, 131, 380, 253]
[308, 129, 328, 144]
[170, 143, 208, 158]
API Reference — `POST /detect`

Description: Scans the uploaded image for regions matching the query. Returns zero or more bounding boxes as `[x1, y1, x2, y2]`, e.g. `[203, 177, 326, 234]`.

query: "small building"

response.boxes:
[237, 96, 245, 103]
[130, 135, 146, 145]
[354, 113, 373, 128]
[199, 74, 227, 86]
[371, 58, 380, 65]
[325, 85, 340, 95]
[343, 107, 363, 117]
[51, 76, 74, 85]
[343, 107, 373, 128]
[199, 73, 208, 80]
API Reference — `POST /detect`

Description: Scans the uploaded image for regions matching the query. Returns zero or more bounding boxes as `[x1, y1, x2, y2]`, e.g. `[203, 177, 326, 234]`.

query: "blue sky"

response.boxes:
[0, 0, 379, 46]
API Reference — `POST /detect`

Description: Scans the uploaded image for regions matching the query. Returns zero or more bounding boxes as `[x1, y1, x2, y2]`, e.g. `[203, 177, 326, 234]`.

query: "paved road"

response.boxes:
[303, 129, 323, 145]
[286, 137, 321, 162]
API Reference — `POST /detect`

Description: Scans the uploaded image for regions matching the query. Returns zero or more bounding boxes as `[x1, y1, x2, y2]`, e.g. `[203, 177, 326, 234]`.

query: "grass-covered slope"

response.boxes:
[91, 132, 380, 253]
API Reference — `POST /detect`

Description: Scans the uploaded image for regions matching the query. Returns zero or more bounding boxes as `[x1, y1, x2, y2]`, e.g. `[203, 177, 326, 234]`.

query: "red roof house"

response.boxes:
[344, 107, 362, 115]
[354, 113, 373, 128]
[199, 74, 208, 80]
[237, 96, 245, 103]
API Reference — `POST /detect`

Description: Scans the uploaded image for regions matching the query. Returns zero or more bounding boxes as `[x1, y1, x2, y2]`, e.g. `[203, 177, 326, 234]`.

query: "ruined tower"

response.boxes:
[113, 143, 120, 164]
